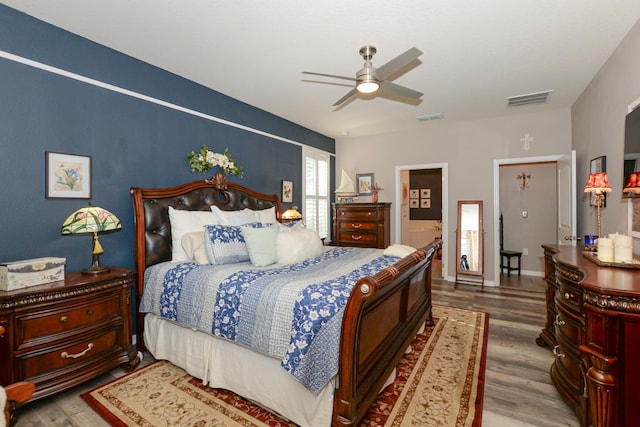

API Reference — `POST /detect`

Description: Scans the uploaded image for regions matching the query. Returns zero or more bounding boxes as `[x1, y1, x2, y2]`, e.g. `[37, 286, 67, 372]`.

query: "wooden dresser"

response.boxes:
[539, 245, 640, 427]
[0, 267, 139, 401]
[333, 203, 391, 249]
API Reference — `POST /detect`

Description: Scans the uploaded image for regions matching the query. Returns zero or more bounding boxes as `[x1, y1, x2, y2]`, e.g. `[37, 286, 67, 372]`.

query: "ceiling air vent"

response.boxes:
[507, 90, 552, 107]
[416, 113, 444, 122]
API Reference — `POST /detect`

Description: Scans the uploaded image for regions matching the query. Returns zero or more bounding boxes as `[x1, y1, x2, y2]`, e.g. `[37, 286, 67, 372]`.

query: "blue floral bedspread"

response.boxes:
[140, 247, 399, 393]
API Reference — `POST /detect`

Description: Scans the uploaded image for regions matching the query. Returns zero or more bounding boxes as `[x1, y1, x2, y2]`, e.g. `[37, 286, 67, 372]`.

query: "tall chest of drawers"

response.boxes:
[0, 267, 138, 401]
[333, 203, 391, 249]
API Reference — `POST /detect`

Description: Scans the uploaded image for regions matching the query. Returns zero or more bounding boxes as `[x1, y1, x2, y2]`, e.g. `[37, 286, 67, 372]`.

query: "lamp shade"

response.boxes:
[61, 205, 121, 274]
[624, 172, 640, 194]
[584, 172, 612, 193]
[281, 207, 303, 221]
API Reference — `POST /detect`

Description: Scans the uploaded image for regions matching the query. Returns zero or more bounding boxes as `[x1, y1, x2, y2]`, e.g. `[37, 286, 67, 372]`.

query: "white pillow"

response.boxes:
[241, 223, 279, 267]
[181, 232, 209, 264]
[251, 206, 277, 224]
[168, 207, 218, 261]
[211, 205, 259, 226]
[276, 227, 323, 265]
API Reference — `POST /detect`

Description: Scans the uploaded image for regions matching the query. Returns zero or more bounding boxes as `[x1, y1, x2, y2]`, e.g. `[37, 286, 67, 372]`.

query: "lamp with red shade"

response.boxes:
[584, 172, 612, 237]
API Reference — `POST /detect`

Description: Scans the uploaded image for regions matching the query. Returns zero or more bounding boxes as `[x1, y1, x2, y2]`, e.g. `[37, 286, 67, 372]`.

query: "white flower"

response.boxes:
[205, 150, 216, 165]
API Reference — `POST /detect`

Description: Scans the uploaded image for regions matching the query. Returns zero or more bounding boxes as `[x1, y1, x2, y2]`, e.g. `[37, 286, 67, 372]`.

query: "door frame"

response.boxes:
[395, 163, 449, 280]
[493, 153, 573, 282]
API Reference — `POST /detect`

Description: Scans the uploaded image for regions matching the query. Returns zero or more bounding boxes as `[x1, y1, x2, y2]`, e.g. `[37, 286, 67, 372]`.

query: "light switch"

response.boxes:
[522, 211, 528, 218]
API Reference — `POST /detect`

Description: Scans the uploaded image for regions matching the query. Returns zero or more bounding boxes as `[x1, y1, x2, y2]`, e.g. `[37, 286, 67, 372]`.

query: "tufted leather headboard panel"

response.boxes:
[130, 173, 281, 298]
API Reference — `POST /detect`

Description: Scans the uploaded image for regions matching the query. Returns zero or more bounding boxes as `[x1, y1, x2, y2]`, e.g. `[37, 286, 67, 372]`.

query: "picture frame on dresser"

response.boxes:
[45, 151, 92, 199]
[356, 173, 373, 195]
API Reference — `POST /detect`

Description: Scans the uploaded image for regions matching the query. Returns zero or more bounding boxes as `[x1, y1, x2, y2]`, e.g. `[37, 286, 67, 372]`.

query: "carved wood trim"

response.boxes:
[0, 278, 131, 310]
[583, 290, 640, 314]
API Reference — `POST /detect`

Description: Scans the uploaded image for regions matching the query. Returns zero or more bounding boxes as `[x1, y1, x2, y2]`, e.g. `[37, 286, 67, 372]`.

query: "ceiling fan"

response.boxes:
[302, 45, 423, 106]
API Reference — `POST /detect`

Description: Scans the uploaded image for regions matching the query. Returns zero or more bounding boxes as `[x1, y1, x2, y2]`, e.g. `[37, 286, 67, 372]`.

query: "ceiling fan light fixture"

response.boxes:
[356, 66, 380, 93]
[357, 79, 380, 93]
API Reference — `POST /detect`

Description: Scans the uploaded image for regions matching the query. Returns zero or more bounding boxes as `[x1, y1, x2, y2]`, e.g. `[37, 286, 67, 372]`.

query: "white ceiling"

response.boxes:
[4, 1, 640, 139]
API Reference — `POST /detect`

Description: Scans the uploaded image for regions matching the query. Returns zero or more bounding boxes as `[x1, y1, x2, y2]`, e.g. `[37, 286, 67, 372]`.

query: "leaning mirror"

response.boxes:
[455, 200, 484, 288]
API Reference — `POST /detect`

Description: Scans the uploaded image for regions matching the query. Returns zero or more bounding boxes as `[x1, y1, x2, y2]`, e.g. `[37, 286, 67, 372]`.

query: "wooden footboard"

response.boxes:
[333, 239, 441, 427]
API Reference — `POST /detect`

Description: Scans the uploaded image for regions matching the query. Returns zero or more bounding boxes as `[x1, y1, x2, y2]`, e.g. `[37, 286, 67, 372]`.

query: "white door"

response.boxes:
[557, 150, 577, 245]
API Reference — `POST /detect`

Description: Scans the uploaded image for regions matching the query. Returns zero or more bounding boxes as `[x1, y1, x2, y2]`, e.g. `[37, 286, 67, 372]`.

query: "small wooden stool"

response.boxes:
[500, 250, 522, 276]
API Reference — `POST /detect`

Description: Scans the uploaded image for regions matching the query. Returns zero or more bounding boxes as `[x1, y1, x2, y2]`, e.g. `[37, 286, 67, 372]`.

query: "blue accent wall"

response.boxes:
[0, 5, 335, 274]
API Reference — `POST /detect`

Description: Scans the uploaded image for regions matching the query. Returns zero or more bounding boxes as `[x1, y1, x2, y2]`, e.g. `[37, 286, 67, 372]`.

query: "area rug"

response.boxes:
[82, 305, 488, 426]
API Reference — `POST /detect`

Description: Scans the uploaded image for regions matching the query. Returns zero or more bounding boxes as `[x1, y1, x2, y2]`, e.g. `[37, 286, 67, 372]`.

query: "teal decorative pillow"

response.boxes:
[204, 223, 262, 265]
[241, 223, 279, 267]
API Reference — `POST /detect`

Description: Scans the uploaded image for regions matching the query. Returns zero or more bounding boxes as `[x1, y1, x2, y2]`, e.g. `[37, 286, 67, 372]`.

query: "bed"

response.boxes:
[130, 173, 441, 427]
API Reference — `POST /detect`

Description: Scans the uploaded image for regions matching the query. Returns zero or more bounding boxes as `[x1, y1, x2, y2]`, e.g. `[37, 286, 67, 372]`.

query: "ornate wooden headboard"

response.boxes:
[130, 173, 281, 296]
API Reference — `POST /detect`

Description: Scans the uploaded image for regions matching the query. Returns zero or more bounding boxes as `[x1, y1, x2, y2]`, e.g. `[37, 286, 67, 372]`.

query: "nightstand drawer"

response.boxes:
[15, 294, 121, 349]
[15, 327, 121, 380]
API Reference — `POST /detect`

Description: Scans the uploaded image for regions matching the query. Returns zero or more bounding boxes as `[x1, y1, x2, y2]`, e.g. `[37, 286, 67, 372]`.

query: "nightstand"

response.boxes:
[0, 267, 139, 401]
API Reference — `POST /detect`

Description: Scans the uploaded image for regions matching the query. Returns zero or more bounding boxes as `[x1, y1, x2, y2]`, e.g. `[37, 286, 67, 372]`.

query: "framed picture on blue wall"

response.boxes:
[281, 180, 293, 203]
[45, 151, 92, 199]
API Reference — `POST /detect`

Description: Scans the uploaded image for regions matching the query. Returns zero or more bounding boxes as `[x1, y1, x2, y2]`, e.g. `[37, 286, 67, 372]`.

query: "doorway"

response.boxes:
[493, 152, 575, 283]
[395, 163, 448, 279]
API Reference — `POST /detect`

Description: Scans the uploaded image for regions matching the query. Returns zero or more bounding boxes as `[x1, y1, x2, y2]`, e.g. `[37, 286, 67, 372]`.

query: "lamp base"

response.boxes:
[81, 266, 110, 275]
[81, 253, 110, 275]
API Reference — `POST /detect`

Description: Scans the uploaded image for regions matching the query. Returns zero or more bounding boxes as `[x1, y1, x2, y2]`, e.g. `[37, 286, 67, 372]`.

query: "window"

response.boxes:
[303, 148, 330, 239]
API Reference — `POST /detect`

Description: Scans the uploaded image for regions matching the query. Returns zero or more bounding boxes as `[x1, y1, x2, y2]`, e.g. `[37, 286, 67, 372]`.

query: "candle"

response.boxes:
[598, 237, 614, 262]
[614, 234, 633, 263]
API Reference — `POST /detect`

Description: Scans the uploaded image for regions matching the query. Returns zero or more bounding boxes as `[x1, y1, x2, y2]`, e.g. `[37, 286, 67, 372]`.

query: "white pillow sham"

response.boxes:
[181, 232, 209, 264]
[276, 227, 323, 265]
[168, 207, 218, 262]
[211, 206, 258, 226]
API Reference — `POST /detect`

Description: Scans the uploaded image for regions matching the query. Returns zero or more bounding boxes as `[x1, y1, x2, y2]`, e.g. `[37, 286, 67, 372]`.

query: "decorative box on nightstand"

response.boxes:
[0, 267, 139, 401]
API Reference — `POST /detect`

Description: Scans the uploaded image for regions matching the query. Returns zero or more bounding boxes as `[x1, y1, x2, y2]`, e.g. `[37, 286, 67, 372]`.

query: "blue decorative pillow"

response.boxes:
[204, 223, 262, 265]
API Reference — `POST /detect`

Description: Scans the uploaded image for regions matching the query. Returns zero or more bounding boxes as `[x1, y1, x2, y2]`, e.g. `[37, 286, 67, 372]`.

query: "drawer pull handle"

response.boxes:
[60, 316, 68, 323]
[564, 292, 572, 300]
[554, 314, 565, 327]
[61, 343, 94, 359]
[86, 309, 94, 316]
[553, 345, 566, 358]
[351, 223, 362, 229]
[352, 235, 362, 240]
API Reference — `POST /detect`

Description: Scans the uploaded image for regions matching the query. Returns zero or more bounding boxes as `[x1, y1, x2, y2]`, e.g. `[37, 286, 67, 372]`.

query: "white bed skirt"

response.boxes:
[144, 313, 335, 427]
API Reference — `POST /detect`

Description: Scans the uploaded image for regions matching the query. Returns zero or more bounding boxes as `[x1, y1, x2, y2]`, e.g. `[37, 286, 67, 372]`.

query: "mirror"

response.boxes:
[455, 200, 484, 288]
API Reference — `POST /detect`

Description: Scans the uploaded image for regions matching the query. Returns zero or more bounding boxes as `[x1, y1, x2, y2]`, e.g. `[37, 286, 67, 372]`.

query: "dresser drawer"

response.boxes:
[337, 230, 377, 245]
[15, 294, 121, 349]
[554, 308, 581, 345]
[337, 220, 377, 232]
[337, 208, 381, 221]
[15, 327, 122, 380]
[556, 281, 582, 313]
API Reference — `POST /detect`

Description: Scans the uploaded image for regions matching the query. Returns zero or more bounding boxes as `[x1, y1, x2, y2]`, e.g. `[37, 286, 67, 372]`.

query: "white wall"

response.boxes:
[336, 107, 572, 283]
[572, 18, 640, 249]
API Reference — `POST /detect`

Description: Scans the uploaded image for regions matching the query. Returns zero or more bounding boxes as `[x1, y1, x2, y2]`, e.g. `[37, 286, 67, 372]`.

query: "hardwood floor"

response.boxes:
[13, 274, 579, 426]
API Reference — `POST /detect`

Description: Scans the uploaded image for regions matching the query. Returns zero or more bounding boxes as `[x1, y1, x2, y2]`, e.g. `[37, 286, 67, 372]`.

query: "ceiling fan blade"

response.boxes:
[333, 88, 358, 106]
[376, 47, 423, 80]
[379, 81, 423, 99]
[302, 71, 356, 82]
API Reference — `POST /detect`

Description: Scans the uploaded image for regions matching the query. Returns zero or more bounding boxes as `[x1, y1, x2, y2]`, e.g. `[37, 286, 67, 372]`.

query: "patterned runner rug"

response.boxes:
[82, 305, 488, 426]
